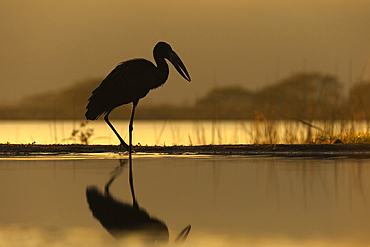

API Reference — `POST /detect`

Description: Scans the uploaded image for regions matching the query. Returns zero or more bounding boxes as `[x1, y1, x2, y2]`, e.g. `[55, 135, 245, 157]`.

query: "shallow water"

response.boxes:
[0, 154, 370, 246]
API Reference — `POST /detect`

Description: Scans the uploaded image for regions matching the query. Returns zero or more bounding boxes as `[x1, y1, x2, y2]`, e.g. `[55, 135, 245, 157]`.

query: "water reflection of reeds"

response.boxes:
[257, 159, 368, 209]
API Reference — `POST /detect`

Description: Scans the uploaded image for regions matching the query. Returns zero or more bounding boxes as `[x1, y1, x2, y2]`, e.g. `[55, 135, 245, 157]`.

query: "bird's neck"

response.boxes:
[154, 56, 169, 88]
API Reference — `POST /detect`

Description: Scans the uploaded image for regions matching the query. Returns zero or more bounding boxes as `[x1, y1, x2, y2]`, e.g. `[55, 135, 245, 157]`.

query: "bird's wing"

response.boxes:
[86, 59, 157, 120]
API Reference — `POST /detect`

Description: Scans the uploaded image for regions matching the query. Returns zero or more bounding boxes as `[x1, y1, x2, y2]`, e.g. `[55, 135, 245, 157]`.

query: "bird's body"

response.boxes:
[85, 42, 191, 151]
[85, 59, 165, 120]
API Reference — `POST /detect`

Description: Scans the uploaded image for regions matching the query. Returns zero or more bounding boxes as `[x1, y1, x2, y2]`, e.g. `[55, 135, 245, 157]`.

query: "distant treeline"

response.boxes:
[1, 72, 370, 120]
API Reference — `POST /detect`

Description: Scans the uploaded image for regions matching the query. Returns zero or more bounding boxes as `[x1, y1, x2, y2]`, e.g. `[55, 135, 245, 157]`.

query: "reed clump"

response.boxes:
[64, 121, 94, 145]
[312, 129, 370, 144]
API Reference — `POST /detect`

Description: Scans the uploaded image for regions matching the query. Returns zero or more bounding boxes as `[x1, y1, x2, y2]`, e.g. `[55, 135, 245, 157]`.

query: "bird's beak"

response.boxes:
[174, 225, 191, 242]
[169, 51, 191, 82]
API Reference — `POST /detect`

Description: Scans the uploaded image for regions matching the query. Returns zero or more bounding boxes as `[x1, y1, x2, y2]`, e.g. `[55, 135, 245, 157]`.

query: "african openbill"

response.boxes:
[85, 42, 191, 151]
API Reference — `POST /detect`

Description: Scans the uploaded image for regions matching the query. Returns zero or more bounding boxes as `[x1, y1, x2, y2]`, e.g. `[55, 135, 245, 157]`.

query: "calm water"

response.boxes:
[0, 154, 369, 246]
[1, 120, 369, 145]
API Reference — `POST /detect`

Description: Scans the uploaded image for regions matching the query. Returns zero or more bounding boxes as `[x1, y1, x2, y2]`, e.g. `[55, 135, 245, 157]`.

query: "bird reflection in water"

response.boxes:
[86, 159, 191, 244]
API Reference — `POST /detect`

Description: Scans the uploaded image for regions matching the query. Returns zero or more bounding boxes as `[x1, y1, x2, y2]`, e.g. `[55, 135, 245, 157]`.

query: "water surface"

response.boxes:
[0, 154, 369, 246]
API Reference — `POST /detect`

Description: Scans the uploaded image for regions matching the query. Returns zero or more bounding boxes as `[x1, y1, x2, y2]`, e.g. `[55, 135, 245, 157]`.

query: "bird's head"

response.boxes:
[154, 42, 191, 82]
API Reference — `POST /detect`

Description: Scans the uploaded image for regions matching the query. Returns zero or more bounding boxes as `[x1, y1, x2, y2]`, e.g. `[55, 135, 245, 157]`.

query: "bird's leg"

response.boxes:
[128, 102, 137, 154]
[128, 102, 138, 208]
[104, 159, 126, 195]
[129, 150, 138, 209]
[104, 111, 129, 151]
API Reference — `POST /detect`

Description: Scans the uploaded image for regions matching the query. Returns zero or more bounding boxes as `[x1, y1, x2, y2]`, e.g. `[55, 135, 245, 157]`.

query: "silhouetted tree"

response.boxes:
[349, 80, 370, 120]
[255, 72, 343, 120]
[195, 86, 254, 119]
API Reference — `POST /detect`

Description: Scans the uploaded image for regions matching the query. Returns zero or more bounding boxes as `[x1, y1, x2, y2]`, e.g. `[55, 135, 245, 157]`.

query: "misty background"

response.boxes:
[1, 0, 370, 109]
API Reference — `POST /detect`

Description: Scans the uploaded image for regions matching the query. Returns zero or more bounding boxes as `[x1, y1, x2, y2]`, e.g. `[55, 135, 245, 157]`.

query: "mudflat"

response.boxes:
[1, 143, 370, 158]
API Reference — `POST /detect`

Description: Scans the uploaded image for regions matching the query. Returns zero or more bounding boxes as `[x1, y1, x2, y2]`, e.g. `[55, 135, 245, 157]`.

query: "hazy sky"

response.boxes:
[1, 0, 370, 106]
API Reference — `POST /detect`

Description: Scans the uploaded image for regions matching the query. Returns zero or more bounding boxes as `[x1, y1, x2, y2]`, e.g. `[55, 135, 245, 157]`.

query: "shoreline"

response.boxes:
[1, 143, 370, 158]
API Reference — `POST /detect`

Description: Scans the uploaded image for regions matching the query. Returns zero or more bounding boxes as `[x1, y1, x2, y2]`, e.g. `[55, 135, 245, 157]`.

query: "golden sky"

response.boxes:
[1, 0, 369, 106]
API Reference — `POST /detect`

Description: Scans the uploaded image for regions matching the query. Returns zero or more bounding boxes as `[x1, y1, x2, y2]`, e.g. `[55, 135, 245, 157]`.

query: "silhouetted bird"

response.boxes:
[86, 159, 191, 243]
[86, 186, 170, 242]
[85, 42, 191, 151]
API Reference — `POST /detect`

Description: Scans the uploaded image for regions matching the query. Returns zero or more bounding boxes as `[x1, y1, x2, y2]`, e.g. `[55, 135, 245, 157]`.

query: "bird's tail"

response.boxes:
[85, 97, 106, 120]
[85, 109, 100, 120]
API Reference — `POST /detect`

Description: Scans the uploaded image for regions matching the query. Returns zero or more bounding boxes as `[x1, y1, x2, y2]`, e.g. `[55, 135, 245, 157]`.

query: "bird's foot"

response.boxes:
[118, 142, 135, 154]
[118, 143, 128, 154]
